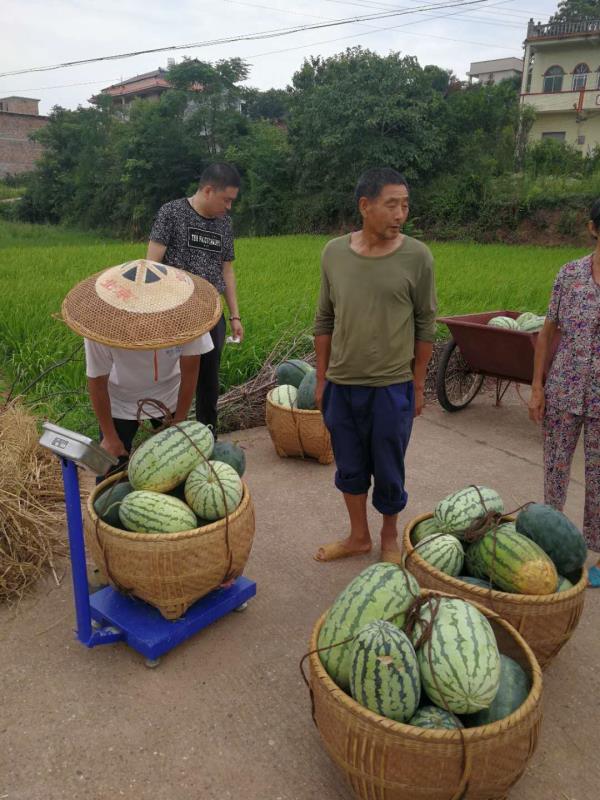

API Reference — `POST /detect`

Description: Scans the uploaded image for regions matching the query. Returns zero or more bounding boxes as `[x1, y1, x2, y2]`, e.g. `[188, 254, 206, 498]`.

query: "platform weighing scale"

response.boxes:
[39, 422, 257, 667]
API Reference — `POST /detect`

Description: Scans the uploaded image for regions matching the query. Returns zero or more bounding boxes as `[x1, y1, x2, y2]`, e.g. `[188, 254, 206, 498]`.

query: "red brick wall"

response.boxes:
[0, 113, 48, 177]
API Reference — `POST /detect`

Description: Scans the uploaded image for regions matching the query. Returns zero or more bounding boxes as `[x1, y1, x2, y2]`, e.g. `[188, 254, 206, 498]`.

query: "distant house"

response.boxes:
[0, 96, 48, 178]
[90, 68, 171, 108]
[521, 18, 600, 151]
[467, 58, 523, 85]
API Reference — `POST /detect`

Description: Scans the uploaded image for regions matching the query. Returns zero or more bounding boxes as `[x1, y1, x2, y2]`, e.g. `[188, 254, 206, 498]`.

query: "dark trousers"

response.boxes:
[322, 381, 415, 516]
[195, 314, 226, 434]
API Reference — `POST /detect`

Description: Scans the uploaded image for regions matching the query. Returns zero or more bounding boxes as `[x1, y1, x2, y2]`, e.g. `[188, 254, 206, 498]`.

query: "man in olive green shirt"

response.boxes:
[314, 167, 436, 563]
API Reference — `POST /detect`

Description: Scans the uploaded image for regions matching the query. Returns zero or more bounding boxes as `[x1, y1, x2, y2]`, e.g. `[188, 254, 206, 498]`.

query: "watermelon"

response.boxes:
[349, 620, 420, 722]
[269, 385, 298, 408]
[465, 655, 530, 727]
[318, 564, 420, 691]
[410, 597, 501, 714]
[488, 316, 518, 330]
[516, 503, 587, 576]
[465, 522, 558, 595]
[409, 705, 464, 730]
[415, 533, 464, 577]
[411, 517, 440, 544]
[556, 575, 574, 593]
[434, 486, 504, 539]
[128, 421, 214, 493]
[275, 359, 313, 388]
[212, 440, 246, 477]
[458, 575, 492, 589]
[296, 369, 317, 410]
[515, 312, 538, 329]
[93, 481, 133, 528]
[119, 490, 197, 533]
[516, 314, 545, 333]
[185, 460, 243, 521]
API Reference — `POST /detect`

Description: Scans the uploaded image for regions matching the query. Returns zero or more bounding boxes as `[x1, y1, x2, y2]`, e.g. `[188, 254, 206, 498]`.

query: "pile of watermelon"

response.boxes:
[270, 358, 318, 410]
[488, 312, 545, 332]
[93, 421, 247, 534]
[411, 485, 587, 595]
[317, 563, 530, 729]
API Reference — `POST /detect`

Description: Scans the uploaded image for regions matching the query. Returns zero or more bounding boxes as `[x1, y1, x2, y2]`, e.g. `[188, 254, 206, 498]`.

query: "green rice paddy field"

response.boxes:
[0, 220, 589, 432]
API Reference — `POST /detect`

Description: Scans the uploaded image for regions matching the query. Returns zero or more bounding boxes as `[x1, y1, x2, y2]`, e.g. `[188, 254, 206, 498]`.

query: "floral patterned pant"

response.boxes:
[543, 409, 600, 552]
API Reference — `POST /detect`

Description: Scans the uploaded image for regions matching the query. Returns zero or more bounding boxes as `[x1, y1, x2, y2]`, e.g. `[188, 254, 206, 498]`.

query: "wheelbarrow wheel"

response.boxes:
[436, 339, 484, 412]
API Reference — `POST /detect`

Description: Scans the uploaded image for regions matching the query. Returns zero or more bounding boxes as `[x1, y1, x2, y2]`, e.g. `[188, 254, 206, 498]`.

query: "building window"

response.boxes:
[577, 135, 586, 145]
[572, 63, 589, 91]
[0, 102, 3, 112]
[543, 66, 564, 93]
[542, 131, 566, 141]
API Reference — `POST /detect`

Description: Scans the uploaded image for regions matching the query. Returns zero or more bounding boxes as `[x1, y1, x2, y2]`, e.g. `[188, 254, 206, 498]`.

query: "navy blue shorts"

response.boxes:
[322, 381, 414, 516]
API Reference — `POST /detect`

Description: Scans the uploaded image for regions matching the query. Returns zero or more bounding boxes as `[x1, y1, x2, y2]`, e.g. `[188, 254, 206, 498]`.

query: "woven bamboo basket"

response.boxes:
[403, 513, 587, 669]
[84, 472, 255, 620]
[265, 396, 333, 464]
[308, 591, 543, 800]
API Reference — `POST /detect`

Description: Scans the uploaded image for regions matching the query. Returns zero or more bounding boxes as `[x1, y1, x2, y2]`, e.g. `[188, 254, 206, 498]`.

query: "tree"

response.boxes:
[550, 0, 600, 22]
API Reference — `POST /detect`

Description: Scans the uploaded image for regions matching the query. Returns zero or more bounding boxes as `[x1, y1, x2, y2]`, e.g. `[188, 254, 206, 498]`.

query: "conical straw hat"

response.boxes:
[62, 259, 221, 349]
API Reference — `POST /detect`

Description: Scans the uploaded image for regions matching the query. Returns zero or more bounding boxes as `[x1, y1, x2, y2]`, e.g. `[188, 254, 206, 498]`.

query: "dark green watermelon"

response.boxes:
[93, 481, 133, 528]
[296, 369, 317, 410]
[516, 503, 587, 575]
[212, 441, 246, 477]
[275, 359, 313, 388]
[463, 655, 530, 727]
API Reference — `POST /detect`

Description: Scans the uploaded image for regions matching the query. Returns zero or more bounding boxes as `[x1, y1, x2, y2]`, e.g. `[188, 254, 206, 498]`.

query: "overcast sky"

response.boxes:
[2, 0, 561, 115]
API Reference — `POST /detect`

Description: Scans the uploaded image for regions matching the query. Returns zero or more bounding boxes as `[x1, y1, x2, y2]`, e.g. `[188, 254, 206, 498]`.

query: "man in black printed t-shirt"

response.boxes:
[147, 162, 242, 434]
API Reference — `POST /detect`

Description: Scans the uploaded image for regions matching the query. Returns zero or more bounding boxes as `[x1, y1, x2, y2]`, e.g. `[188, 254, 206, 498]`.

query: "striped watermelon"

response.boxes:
[128, 421, 214, 492]
[276, 359, 313, 388]
[411, 517, 440, 544]
[184, 460, 243, 521]
[465, 655, 530, 727]
[349, 620, 420, 722]
[410, 597, 501, 714]
[318, 564, 420, 691]
[415, 533, 464, 577]
[516, 313, 545, 332]
[269, 385, 297, 408]
[409, 705, 464, 730]
[434, 485, 504, 539]
[488, 315, 519, 330]
[119, 490, 197, 533]
[465, 522, 558, 595]
[556, 575, 574, 592]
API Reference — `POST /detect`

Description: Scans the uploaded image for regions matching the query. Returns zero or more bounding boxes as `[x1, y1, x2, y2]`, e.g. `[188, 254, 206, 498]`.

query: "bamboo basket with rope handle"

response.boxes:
[306, 590, 543, 800]
[403, 513, 587, 669]
[84, 471, 255, 620]
[265, 394, 333, 464]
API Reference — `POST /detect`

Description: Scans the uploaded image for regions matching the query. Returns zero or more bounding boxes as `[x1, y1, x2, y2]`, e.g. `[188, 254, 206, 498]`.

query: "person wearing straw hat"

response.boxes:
[146, 162, 242, 436]
[313, 167, 437, 564]
[62, 259, 222, 472]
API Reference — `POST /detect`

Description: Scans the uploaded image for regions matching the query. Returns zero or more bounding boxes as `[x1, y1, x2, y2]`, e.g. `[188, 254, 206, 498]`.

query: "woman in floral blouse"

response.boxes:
[529, 200, 600, 587]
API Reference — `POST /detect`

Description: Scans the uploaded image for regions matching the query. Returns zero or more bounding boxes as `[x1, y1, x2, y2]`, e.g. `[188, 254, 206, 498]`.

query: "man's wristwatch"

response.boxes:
[229, 316, 242, 322]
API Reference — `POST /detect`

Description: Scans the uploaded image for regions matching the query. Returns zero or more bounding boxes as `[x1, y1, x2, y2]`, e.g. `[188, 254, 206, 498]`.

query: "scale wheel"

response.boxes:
[145, 658, 161, 669]
[234, 601, 249, 613]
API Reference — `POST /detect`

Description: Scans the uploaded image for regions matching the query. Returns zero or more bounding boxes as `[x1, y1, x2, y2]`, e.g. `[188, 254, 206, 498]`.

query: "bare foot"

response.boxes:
[314, 537, 372, 562]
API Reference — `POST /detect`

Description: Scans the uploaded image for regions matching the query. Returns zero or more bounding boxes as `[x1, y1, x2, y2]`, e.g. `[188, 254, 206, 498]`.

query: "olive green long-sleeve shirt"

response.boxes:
[314, 233, 437, 386]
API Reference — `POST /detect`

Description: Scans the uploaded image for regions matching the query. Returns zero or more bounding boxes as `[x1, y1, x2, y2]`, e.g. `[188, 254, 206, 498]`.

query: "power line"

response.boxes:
[0, 0, 503, 79]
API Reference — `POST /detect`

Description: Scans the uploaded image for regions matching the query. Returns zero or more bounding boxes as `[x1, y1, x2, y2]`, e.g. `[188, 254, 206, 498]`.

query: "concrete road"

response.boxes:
[1, 393, 598, 800]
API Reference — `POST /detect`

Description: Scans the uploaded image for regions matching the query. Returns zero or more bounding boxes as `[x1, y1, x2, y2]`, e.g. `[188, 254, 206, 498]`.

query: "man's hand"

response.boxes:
[100, 435, 128, 459]
[316, 378, 326, 411]
[414, 386, 425, 417]
[230, 318, 244, 342]
[528, 385, 545, 424]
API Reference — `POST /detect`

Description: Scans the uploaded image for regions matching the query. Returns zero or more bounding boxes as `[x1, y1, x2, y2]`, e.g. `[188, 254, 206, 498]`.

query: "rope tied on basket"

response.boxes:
[91, 399, 237, 594]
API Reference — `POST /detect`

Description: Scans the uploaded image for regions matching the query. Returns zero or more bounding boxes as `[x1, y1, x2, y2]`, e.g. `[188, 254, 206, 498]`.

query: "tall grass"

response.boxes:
[0, 221, 589, 432]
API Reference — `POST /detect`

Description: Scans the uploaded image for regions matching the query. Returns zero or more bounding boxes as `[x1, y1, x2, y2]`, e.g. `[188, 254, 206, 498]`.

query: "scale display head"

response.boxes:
[39, 422, 119, 475]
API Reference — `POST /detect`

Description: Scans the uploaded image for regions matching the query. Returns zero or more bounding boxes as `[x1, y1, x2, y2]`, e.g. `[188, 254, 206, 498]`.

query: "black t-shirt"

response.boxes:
[149, 198, 235, 294]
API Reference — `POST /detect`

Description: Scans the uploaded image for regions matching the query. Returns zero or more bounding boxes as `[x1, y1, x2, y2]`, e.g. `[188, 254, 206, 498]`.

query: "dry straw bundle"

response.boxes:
[0, 402, 66, 604]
